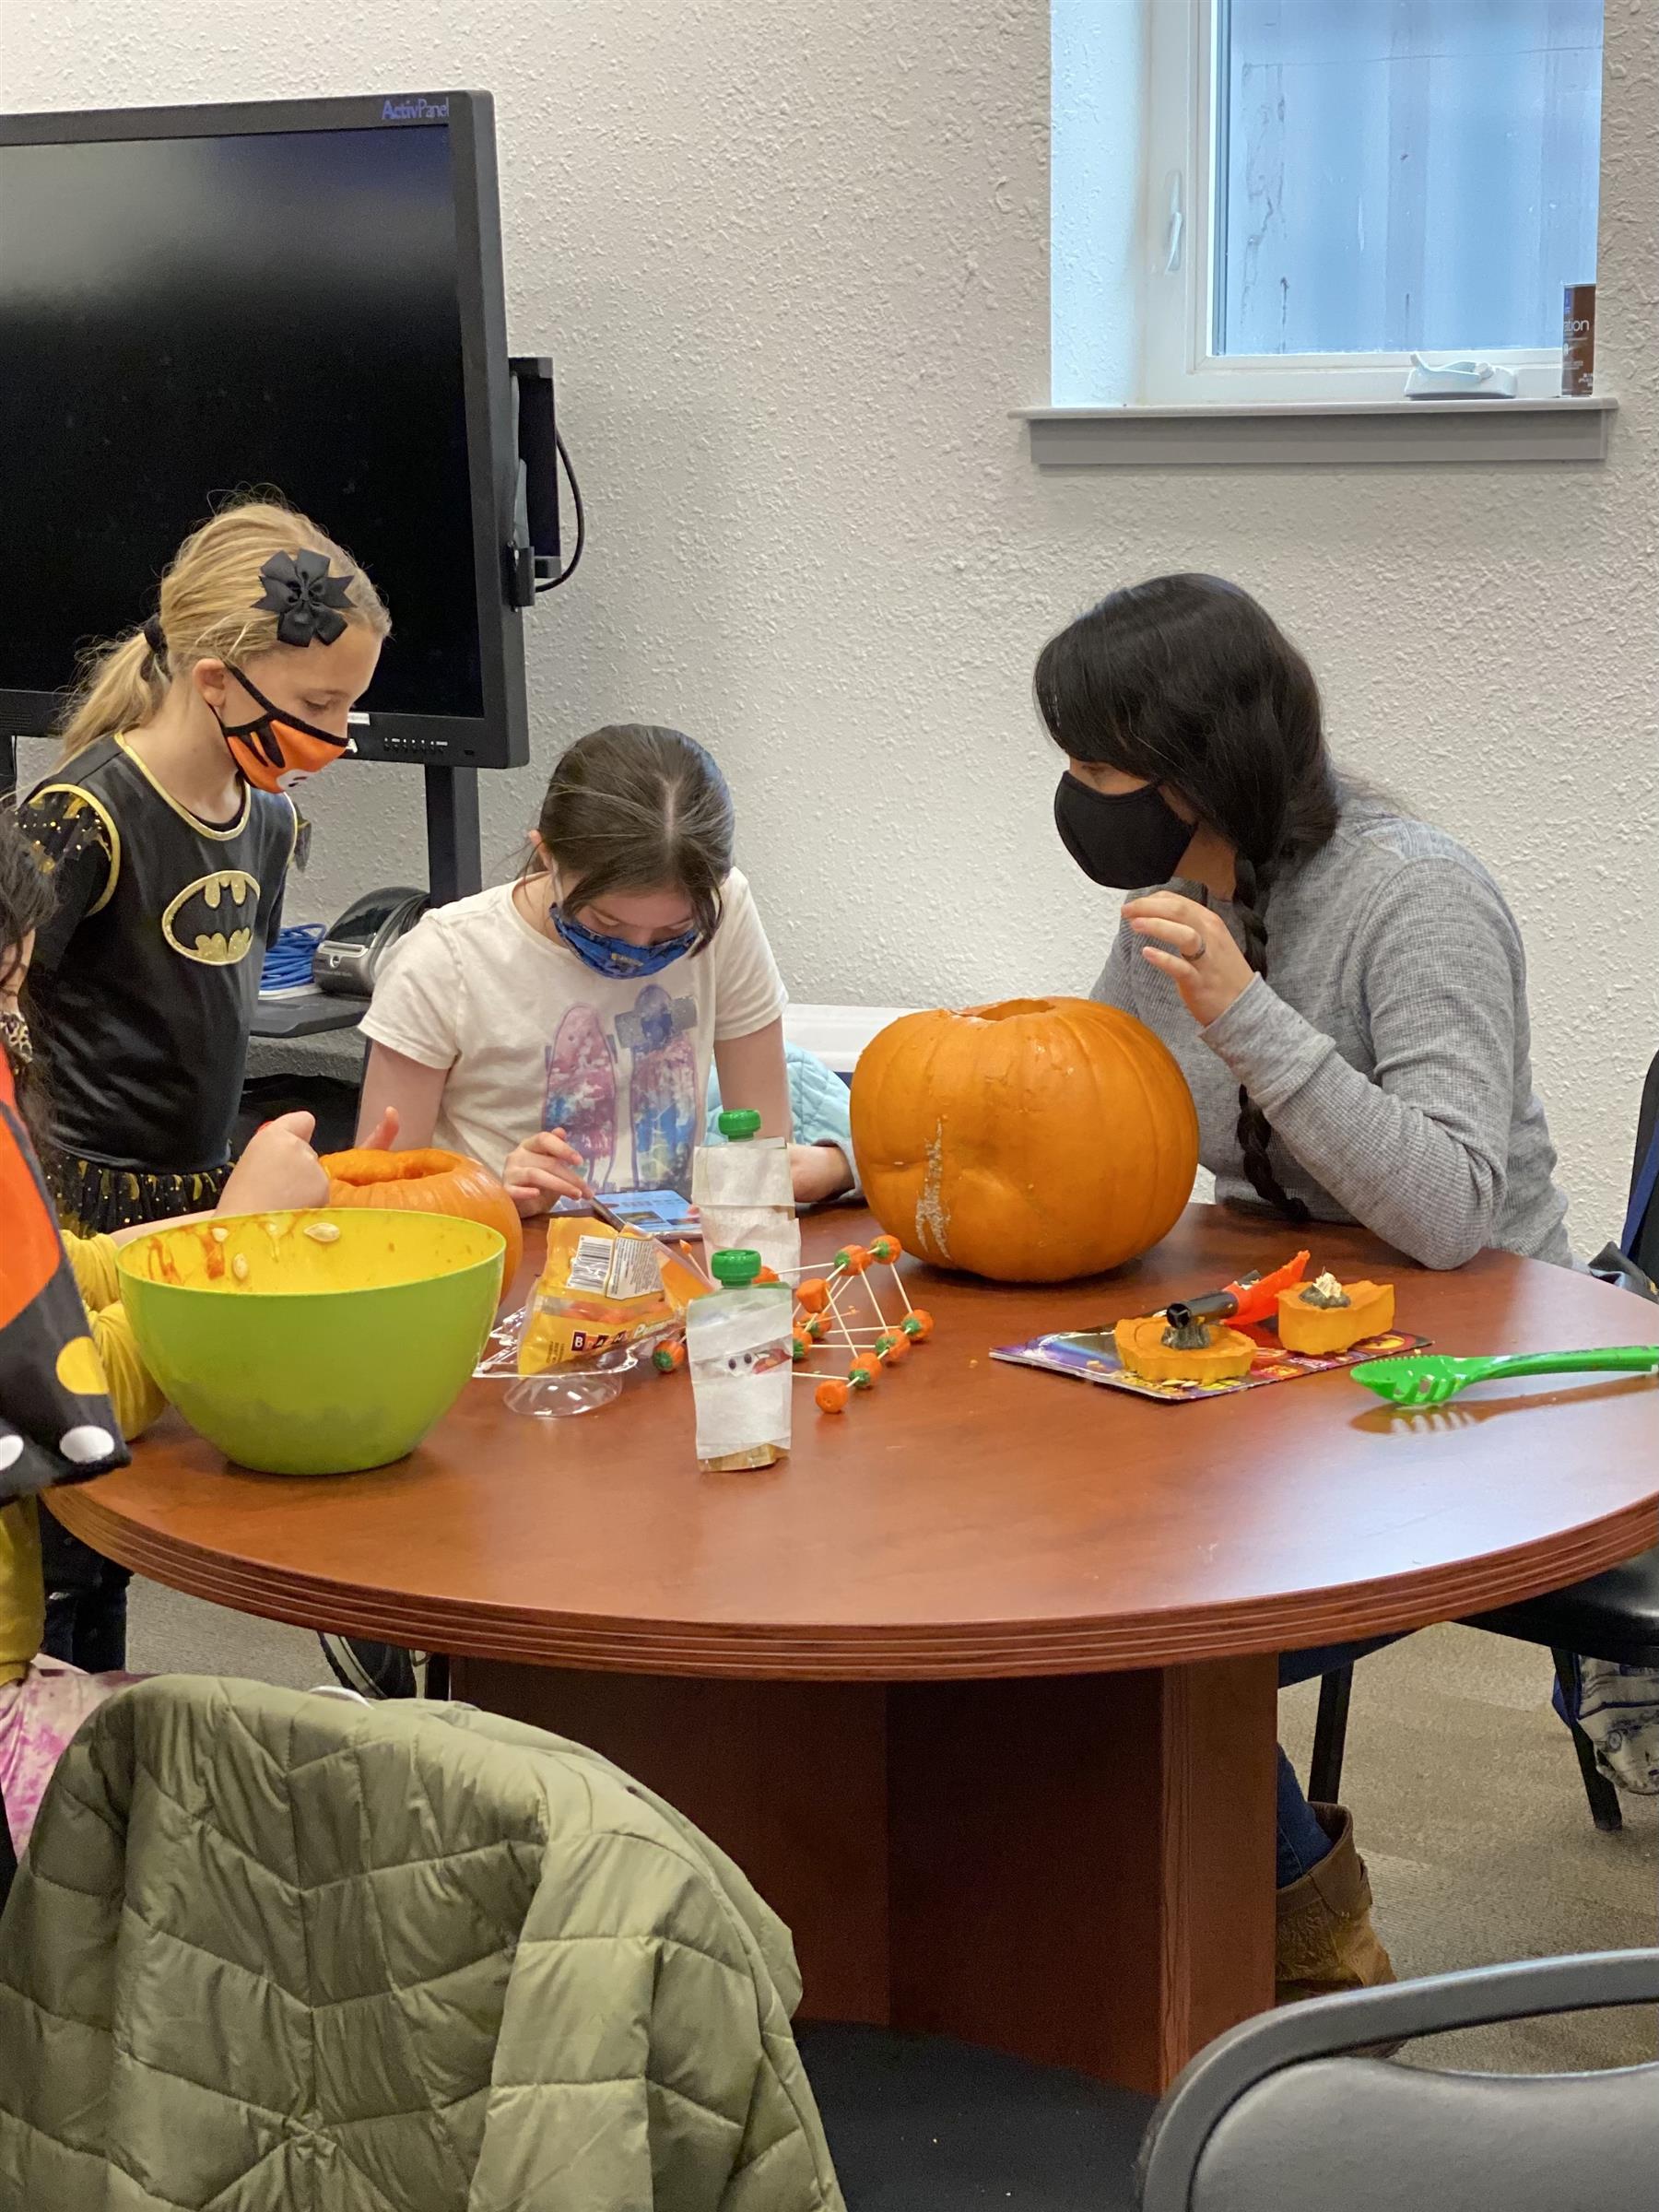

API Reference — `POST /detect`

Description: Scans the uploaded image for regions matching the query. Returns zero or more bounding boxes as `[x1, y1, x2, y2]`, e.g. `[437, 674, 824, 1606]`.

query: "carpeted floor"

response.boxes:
[129, 1581, 1656, 2075]
[1281, 1623, 1657, 2075]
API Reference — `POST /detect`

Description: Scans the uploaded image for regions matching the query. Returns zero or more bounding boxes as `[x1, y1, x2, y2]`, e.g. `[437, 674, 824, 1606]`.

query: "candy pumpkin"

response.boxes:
[320, 1148, 524, 1291]
[850, 998, 1198, 1283]
[1277, 1275, 1395, 1356]
[1114, 1313, 1255, 1385]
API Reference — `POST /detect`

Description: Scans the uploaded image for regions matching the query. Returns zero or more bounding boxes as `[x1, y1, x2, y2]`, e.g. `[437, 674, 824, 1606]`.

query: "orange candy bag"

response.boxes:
[517, 1218, 700, 1373]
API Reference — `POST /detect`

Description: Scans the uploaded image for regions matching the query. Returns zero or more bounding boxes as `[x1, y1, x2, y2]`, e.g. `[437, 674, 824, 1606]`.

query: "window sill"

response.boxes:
[1020, 395, 1616, 469]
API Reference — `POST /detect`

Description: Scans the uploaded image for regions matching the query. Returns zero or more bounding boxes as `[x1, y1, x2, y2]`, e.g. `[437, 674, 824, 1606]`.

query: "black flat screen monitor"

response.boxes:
[0, 91, 527, 769]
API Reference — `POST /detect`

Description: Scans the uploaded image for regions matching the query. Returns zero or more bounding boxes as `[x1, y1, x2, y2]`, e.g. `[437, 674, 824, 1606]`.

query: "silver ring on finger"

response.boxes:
[1187, 930, 1208, 963]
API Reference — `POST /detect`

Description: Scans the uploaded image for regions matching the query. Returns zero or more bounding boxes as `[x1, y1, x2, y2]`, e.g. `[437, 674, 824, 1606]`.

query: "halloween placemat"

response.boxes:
[991, 1322, 1430, 1405]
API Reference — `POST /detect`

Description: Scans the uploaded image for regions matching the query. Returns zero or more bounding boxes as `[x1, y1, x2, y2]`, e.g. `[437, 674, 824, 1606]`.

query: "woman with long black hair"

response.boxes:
[1036, 572, 1572, 2001]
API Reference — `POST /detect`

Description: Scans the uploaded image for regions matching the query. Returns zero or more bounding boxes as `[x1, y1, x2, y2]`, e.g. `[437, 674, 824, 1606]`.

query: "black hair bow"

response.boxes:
[252, 549, 355, 649]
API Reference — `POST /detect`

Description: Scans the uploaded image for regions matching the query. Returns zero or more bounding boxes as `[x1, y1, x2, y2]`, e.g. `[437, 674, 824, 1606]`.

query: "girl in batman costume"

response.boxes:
[17, 500, 387, 1671]
[20, 500, 387, 1238]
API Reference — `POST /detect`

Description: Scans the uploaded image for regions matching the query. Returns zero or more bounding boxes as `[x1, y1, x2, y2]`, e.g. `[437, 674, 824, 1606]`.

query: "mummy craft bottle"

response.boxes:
[691, 1108, 800, 1279]
[688, 1248, 792, 1473]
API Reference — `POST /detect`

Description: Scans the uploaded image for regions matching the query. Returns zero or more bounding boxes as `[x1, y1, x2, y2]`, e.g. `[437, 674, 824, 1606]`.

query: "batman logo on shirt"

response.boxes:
[160, 871, 263, 966]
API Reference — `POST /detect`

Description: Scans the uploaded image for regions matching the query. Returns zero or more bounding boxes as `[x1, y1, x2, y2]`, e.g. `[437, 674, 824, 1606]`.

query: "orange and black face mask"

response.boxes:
[214, 666, 347, 794]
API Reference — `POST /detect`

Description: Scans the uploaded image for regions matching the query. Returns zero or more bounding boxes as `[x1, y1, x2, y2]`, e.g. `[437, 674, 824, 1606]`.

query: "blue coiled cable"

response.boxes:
[259, 922, 326, 993]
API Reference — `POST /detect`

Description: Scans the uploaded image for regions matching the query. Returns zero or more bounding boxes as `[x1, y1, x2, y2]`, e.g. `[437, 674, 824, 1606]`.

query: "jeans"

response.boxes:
[1275, 1636, 1402, 1889]
[1276, 1747, 1332, 1886]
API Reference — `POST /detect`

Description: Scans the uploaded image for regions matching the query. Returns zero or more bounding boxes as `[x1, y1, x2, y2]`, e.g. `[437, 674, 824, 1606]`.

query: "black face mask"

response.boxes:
[1053, 772, 1194, 889]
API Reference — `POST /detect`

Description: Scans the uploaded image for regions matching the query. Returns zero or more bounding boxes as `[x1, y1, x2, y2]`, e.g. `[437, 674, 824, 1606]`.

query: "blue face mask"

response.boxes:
[551, 908, 702, 979]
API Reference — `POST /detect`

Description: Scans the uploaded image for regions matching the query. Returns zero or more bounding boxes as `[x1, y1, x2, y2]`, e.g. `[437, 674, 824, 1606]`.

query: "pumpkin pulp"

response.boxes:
[320, 1146, 524, 1291]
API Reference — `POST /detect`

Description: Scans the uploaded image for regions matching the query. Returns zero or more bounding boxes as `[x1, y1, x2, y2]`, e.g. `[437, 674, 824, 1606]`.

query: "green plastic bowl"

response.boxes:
[118, 1209, 506, 1476]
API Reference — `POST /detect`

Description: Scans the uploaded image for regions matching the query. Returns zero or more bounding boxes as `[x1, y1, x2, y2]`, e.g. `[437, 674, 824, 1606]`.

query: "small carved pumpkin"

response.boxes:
[1277, 1278, 1395, 1356]
[321, 1147, 524, 1292]
[1113, 1314, 1256, 1384]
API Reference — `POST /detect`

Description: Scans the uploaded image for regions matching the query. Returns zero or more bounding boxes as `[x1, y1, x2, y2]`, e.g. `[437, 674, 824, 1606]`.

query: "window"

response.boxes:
[1053, 0, 1605, 407]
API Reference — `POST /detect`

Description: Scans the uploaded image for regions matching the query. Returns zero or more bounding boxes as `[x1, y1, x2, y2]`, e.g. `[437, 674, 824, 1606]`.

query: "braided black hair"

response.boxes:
[1228, 851, 1308, 1219]
[1034, 573, 1339, 1221]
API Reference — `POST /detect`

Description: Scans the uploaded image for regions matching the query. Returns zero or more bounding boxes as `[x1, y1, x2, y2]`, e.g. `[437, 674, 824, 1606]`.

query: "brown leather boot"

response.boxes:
[1276, 1803, 1396, 2006]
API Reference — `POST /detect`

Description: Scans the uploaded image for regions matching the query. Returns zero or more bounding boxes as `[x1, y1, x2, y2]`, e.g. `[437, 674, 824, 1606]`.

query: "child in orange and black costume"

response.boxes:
[0, 807, 332, 1855]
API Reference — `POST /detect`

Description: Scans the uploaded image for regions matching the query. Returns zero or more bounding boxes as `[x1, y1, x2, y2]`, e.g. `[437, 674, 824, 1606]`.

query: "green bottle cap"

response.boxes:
[717, 1108, 762, 1140]
[711, 1248, 763, 1286]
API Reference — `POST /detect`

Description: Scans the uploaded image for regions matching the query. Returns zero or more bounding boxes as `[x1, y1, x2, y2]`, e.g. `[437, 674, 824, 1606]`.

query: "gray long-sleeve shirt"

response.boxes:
[1091, 794, 1571, 1271]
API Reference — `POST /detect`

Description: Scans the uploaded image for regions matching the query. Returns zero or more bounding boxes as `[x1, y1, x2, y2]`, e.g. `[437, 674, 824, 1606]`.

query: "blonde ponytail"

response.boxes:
[59, 629, 170, 759]
[57, 497, 391, 759]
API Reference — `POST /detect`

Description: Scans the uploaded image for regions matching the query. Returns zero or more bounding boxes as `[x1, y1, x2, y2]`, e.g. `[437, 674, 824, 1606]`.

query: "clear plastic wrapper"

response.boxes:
[474, 1218, 699, 1417]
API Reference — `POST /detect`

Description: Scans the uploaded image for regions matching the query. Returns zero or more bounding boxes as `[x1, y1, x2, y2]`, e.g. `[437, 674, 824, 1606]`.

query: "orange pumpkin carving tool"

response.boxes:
[1223, 1251, 1312, 1326]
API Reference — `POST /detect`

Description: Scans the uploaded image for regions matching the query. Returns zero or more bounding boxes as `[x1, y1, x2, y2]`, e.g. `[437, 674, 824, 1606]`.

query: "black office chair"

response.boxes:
[803, 1952, 1659, 2210]
[1310, 1594, 1656, 1833]
[1311, 1050, 1659, 1832]
[1137, 1949, 1659, 2211]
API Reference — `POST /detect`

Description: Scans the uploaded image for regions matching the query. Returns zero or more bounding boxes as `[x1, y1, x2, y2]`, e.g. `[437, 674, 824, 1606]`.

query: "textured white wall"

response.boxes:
[5, 0, 1654, 1248]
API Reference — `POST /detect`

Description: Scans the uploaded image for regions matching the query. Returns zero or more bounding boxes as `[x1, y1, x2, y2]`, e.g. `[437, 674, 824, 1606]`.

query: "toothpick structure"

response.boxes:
[788, 1238, 935, 1414]
[653, 1235, 935, 1412]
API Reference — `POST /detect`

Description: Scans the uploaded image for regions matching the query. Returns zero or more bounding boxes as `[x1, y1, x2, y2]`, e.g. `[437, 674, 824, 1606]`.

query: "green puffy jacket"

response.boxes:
[0, 1677, 844, 2211]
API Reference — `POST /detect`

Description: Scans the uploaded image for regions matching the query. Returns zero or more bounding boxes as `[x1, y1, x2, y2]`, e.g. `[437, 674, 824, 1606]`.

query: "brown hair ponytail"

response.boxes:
[532, 724, 735, 947]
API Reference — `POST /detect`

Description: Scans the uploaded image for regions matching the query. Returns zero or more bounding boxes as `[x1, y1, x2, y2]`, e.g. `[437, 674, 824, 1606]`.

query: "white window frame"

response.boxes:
[1136, 0, 1573, 407]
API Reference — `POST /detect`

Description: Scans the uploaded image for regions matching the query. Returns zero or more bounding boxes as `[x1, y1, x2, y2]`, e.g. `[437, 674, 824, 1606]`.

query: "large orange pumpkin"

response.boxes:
[320, 1148, 524, 1290]
[849, 998, 1198, 1283]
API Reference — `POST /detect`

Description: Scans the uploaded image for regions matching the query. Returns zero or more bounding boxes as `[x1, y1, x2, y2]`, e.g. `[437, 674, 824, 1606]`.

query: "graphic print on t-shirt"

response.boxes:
[618, 984, 699, 1191]
[542, 1005, 619, 1190]
[542, 983, 700, 1191]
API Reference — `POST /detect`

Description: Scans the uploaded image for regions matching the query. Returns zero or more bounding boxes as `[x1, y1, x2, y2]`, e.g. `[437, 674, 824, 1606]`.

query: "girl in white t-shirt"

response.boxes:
[359, 724, 820, 1213]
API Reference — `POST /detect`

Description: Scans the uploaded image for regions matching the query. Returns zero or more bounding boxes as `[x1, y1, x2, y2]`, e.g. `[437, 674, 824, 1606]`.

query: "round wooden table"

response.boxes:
[53, 1207, 1659, 2093]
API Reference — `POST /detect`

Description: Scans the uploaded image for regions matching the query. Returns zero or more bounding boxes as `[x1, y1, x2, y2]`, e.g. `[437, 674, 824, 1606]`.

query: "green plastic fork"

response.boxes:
[1351, 1346, 1659, 1408]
